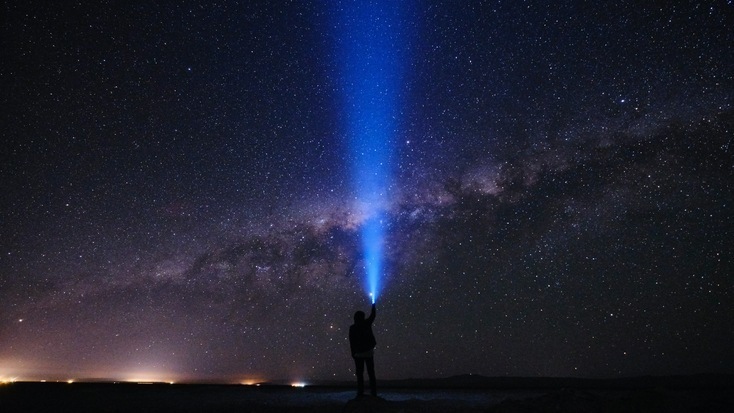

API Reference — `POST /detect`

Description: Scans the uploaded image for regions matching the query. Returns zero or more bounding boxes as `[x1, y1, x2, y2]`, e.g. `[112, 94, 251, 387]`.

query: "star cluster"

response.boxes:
[1, 1, 732, 382]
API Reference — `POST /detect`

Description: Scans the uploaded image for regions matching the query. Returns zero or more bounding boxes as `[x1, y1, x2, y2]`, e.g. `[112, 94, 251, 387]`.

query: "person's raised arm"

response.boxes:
[366, 302, 376, 324]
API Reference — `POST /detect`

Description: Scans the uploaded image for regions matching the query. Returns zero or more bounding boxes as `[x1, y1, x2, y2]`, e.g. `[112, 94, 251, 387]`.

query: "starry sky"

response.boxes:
[1, 0, 733, 383]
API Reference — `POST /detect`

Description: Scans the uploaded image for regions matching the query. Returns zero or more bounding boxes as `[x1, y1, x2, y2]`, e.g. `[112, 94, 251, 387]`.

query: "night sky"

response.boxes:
[1, 1, 733, 383]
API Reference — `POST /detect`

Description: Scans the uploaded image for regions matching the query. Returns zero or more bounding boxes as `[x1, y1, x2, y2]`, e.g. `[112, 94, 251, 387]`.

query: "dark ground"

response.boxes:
[1, 376, 732, 412]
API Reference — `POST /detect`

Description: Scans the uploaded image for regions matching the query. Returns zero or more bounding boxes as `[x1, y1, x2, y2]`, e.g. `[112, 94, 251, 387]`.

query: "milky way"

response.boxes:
[1, 1, 732, 382]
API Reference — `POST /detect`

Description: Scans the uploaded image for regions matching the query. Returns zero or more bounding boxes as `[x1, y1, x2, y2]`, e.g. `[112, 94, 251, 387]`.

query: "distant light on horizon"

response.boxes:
[125, 377, 177, 384]
[291, 382, 306, 388]
[122, 369, 179, 384]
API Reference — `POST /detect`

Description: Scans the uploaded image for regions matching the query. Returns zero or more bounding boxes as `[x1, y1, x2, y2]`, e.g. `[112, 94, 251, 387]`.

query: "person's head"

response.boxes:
[354, 311, 365, 323]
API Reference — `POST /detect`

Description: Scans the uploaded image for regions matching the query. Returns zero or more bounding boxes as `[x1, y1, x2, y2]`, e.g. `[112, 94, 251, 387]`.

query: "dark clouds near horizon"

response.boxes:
[1, 1, 733, 381]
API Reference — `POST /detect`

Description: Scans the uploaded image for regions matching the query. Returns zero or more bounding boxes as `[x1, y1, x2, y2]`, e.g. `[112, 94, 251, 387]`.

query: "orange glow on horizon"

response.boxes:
[124, 377, 176, 384]
[240, 379, 265, 386]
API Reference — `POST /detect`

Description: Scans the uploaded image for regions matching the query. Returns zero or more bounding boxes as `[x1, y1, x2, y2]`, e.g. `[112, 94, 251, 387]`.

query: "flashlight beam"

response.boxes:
[332, 1, 410, 303]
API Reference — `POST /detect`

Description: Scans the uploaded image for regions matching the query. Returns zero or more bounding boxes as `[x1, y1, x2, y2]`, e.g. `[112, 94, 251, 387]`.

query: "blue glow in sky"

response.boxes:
[332, 1, 410, 302]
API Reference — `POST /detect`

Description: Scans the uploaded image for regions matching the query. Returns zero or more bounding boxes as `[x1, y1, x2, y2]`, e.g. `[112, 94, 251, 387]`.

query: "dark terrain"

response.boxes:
[1, 374, 732, 412]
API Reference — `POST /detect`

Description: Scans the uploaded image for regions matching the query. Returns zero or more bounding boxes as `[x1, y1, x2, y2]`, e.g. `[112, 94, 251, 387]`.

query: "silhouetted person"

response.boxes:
[349, 302, 377, 397]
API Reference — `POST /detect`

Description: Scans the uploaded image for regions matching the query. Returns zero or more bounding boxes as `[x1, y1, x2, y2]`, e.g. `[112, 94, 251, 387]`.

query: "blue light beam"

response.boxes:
[332, 1, 410, 303]
[363, 214, 383, 304]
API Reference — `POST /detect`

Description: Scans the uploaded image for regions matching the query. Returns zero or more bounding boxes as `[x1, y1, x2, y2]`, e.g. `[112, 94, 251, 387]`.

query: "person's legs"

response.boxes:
[365, 357, 376, 396]
[354, 357, 365, 396]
